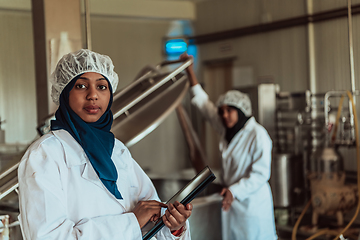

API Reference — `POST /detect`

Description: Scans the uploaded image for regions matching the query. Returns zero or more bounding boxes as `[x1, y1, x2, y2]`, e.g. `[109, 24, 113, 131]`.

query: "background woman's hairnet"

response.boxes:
[50, 49, 119, 105]
[216, 90, 252, 117]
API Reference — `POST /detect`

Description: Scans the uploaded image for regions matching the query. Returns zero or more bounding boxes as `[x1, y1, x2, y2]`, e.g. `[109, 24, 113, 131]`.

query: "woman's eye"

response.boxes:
[98, 85, 108, 90]
[75, 84, 86, 89]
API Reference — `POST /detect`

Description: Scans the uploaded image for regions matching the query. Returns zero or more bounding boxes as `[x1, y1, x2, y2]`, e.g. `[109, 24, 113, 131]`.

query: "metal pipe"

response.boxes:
[306, 0, 317, 94]
[84, 0, 92, 50]
[0, 220, 19, 230]
[0, 163, 19, 181]
[324, 90, 360, 141]
[0, 183, 18, 201]
[112, 58, 193, 119]
[175, 105, 207, 173]
[347, 0, 356, 95]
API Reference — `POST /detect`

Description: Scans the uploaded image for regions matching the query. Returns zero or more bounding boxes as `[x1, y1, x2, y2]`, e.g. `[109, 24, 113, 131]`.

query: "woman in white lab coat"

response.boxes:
[180, 54, 277, 240]
[18, 49, 192, 240]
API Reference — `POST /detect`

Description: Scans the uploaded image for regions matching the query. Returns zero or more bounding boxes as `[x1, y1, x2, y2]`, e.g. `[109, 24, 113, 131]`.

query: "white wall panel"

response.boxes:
[0, 10, 37, 144]
[195, 0, 306, 35]
[313, 0, 360, 13]
[197, 26, 308, 92]
[314, 18, 353, 93]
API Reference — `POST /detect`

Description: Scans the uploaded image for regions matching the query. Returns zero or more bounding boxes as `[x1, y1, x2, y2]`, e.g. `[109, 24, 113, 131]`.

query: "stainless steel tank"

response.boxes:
[270, 153, 304, 208]
[314, 147, 344, 173]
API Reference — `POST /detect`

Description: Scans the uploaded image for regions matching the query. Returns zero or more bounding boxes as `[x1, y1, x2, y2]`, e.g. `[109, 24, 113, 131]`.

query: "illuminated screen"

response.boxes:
[165, 39, 188, 55]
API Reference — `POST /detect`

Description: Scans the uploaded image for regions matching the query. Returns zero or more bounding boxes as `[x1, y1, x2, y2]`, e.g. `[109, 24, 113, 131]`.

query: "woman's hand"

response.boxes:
[220, 188, 234, 211]
[179, 53, 198, 86]
[179, 53, 194, 70]
[162, 201, 192, 231]
[132, 200, 168, 228]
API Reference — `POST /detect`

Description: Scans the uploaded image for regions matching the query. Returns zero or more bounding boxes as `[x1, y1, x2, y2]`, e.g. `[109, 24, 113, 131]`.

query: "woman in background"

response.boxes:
[18, 49, 192, 239]
[180, 53, 277, 240]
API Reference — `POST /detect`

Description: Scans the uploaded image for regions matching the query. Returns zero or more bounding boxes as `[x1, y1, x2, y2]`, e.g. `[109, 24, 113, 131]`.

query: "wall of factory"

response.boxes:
[0, 9, 37, 145]
[193, 0, 360, 171]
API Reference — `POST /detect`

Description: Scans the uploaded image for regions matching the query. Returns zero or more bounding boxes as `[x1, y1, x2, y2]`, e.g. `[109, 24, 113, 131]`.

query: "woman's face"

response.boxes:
[69, 72, 111, 123]
[218, 105, 238, 129]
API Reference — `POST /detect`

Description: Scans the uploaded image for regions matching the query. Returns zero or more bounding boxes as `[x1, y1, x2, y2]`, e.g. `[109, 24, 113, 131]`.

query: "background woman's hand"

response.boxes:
[220, 188, 234, 211]
[179, 53, 198, 86]
[132, 200, 168, 228]
[179, 53, 193, 70]
[162, 201, 192, 231]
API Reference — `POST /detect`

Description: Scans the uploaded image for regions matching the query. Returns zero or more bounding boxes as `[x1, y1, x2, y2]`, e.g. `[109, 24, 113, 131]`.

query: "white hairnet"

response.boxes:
[50, 49, 119, 105]
[216, 90, 252, 117]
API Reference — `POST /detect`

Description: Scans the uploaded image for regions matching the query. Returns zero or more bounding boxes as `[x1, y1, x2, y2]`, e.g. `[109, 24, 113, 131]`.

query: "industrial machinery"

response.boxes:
[280, 91, 359, 239]
[238, 84, 360, 239]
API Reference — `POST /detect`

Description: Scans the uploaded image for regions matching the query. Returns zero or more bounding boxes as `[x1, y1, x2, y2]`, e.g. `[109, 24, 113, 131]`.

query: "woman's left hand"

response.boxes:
[162, 201, 192, 231]
[220, 188, 234, 211]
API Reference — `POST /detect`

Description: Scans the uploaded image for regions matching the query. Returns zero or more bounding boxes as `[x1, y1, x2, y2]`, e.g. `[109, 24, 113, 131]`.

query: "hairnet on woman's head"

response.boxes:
[50, 49, 119, 105]
[216, 90, 252, 117]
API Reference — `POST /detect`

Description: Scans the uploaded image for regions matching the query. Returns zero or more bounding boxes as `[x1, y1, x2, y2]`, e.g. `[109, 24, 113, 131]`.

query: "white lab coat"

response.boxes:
[190, 85, 277, 240]
[18, 129, 190, 240]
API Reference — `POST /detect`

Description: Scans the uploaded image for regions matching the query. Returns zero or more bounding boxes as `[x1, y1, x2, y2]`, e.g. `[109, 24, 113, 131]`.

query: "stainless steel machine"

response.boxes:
[237, 84, 360, 239]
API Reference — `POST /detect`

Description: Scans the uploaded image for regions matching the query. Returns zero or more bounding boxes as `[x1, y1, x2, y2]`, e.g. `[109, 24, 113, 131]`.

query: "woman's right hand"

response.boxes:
[179, 53, 198, 86]
[179, 53, 194, 71]
[132, 200, 168, 228]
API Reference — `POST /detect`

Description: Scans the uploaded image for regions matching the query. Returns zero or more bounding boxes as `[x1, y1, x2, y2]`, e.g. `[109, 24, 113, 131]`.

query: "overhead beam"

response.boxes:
[190, 4, 360, 44]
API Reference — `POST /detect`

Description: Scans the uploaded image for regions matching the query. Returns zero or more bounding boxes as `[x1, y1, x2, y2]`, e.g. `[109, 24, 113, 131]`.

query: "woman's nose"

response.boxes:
[222, 110, 228, 118]
[87, 87, 98, 100]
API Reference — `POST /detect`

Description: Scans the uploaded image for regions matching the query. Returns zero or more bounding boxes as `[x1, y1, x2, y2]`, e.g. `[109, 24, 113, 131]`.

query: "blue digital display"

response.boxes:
[165, 39, 188, 55]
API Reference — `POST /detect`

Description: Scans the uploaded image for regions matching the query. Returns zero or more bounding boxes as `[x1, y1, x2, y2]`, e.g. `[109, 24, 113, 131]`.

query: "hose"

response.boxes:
[292, 91, 360, 240]
[306, 228, 330, 240]
[292, 199, 312, 240]
[332, 91, 360, 240]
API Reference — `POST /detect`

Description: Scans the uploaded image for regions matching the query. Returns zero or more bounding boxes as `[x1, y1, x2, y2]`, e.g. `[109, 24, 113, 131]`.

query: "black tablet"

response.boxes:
[142, 166, 216, 240]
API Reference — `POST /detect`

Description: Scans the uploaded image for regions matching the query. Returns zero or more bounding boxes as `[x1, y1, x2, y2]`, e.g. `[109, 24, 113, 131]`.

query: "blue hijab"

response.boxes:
[51, 74, 122, 199]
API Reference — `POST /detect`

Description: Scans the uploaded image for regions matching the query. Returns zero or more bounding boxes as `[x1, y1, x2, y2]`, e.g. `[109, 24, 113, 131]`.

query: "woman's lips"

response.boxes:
[84, 105, 100, 114]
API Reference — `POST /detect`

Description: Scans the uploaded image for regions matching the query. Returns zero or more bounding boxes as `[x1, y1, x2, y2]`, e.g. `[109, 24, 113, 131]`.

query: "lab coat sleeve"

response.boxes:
[228, 129, 272, 202]
[18, 140, 142, 240]
[131, 159, 191, 240]
[190, 84, 225, 135]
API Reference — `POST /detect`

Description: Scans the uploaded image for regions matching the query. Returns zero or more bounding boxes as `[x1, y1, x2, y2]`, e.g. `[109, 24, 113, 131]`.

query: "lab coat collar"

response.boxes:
[52, 129, 87, 168]
[52, 129, 127, 169]
[221, 117, 256, 150]
[52, 129, 128, 208]
[242, 116, 256, 132]
[231, 117, 256, 141]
